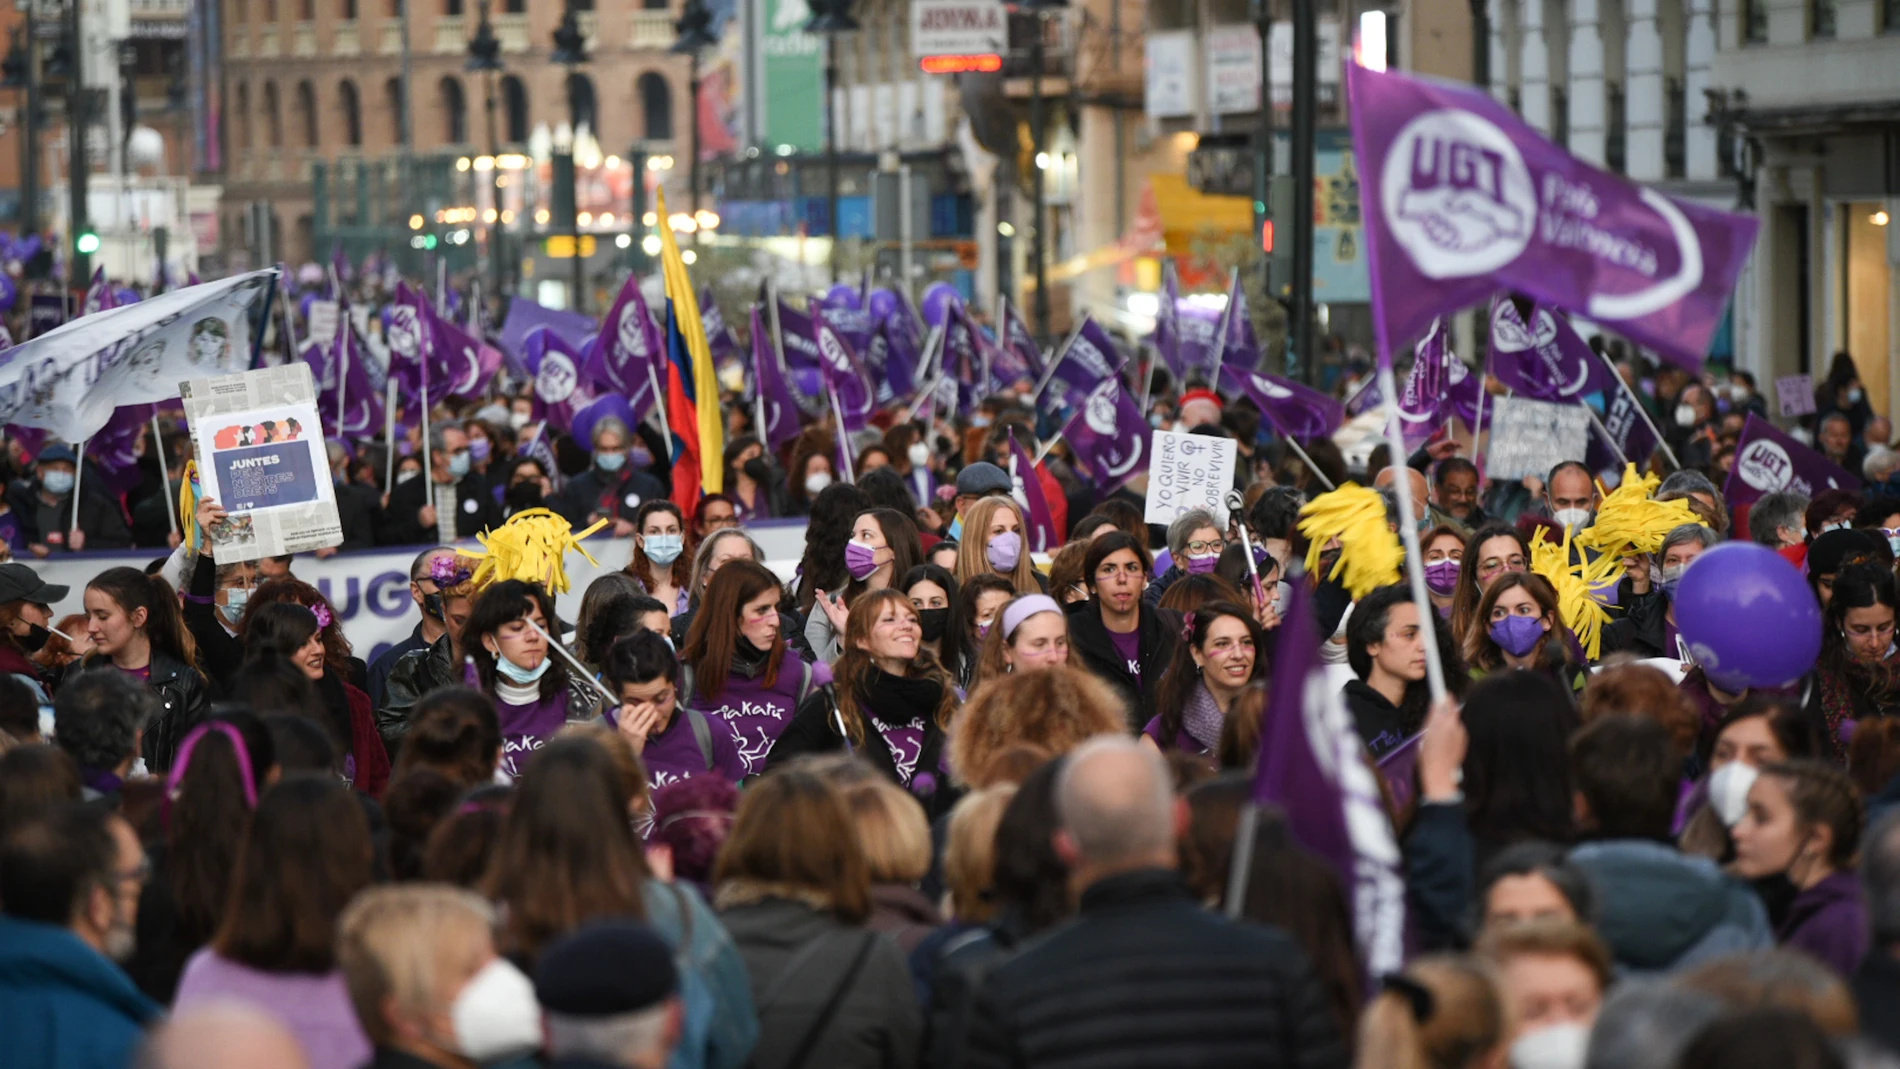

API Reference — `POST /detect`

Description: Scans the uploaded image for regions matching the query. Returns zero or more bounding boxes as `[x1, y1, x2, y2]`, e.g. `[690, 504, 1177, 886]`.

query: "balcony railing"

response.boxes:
[629, 11, 674, 49]
[293, 21, 317, 57]
[258, 25, 281, 57]
[496, 12, 530, 51]
[380, 22, 403, 55]
[334, 20, 361, 56]
[434, 14, 469, 54]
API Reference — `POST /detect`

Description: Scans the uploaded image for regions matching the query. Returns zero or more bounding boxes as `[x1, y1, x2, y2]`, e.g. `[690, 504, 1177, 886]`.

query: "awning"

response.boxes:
[1145, 173, 1254, 253]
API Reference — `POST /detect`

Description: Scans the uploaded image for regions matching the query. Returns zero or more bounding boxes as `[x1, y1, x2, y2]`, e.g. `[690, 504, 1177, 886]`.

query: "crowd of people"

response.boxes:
[6, 300, 1900, 1069]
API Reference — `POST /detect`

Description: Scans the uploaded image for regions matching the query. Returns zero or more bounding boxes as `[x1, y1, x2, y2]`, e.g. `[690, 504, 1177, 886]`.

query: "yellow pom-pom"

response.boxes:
[1529, 526, 1624, 661]
[463, 508, 609, 594]
[1575, 462, 1699, 559]
[1298, 483, 1403, 600]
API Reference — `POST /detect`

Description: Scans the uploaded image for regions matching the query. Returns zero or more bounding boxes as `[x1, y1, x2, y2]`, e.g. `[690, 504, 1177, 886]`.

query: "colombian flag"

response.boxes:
[658, 189, 725, 512]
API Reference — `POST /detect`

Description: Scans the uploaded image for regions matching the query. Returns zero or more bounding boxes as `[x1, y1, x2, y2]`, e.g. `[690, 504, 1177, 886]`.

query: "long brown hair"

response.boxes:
[832, 589, 957, 745]
[714, 767, 871, 922]
[955, 496, 1041, 594]
[484, 735, 648, 963]
[1462, 570, 1571, 673]
[85, 567, 198, 668]
[844, 508, 923, 603]
[240, 576, 354, 671]
[680, 560, 787, 701]
[624, 499, 694, 592]
[1449, 524, 1530, 643]
[213, 775, 374, 973]
[1152, 600, 1264, 747]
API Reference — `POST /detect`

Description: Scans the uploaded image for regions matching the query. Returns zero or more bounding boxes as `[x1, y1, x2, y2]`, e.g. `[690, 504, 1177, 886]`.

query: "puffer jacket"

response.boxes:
[1568, 838, 1774, 974]
[716, 883, 920, 1069]
[64, 650, 213, 773]
[960, 869, 1347, 1069]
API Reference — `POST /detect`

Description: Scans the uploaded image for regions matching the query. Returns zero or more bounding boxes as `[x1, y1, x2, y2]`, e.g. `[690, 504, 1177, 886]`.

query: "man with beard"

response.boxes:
[0, 803, 161, 1069]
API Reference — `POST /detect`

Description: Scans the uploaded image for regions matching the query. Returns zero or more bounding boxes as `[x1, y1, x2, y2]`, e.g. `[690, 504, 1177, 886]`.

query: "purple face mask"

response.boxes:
[987, 531, 1023, 572]
[1184, 553, 1220, 576]
[845, 541, 882, 581]
[1424, 559, 1461, 597]
[1489, 614, 1546, 657]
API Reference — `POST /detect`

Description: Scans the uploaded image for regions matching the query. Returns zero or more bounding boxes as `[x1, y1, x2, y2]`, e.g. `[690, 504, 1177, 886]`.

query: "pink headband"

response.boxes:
[1001, 594, 1062, 640]
[165, 722, 259, 812]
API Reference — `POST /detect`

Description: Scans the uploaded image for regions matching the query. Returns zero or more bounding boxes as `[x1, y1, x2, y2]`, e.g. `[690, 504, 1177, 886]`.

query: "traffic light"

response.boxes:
[75, 229, 100, 255]
[1266, 174, 1295, 295]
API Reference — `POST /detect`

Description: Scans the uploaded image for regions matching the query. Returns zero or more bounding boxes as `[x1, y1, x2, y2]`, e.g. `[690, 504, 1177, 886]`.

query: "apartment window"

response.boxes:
[1887, 0, 1900, 32]
[296, 80, 318, 146]
[339, 79, 362, 145]
[1664, 77, 1686, 179]
[341, 0, 357, 16]
[1745, 0, 1767, 41]
[1812, 0, 1836, 35]
[567, 72, 597, 132]
[639, 72, 671, 140]
[263, 82, 281, 146]
[1606, 84, 1626, 174]
[440, 76, 467, 143]
[444, 0, 463, 13]
[502, 76, 529, 142]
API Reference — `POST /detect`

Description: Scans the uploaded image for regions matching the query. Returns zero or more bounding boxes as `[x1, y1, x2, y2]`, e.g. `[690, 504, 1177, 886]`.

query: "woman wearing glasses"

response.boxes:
[1145, 509, 1227, 608]
[1070, 532, 1181, 733]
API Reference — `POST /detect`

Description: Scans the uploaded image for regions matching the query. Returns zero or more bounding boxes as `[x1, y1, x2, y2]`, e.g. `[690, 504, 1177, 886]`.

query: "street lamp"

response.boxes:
[673, 0, 718, 247]
[1019, 0, 1064, 344]
[467, 0, 504, 302]
[551, 1, 589, 310]
[804, 0, 859, 283]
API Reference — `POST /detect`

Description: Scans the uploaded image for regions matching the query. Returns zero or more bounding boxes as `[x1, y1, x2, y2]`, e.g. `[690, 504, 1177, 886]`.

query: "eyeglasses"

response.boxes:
[1184, 539, 1225, 556]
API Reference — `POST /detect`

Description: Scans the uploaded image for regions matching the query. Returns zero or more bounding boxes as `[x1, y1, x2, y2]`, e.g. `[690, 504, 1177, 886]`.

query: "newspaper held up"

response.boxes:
[181, 362, 344, 563]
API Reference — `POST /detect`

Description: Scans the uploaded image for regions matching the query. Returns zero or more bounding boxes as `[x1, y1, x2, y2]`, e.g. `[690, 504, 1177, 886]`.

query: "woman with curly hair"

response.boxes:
[463, 579, 605, 778]
[770, 589, 961, 814]
[621, 499, 694, 617]
[245, 600, 391, 796]
[949, 664, 1128, 789]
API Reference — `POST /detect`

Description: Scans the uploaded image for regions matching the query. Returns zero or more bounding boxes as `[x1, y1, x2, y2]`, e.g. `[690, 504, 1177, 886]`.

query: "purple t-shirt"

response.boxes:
[640, 706, 746, 791]
[1108, 627, 1143, 686]
[497, 692, 574, 776]
[1141, 714, 1198, 754]
[865, 706, 930, 786]
[692, 656, 809, 775]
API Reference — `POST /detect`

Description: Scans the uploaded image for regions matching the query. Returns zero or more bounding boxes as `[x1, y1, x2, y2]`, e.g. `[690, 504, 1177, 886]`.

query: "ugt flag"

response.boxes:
[1059, 375, 1150, 492]
[1724, 412, 1858, 508]
[1396, 319, 1481, 449]
[1487, 296, 1618, 402]
[1042, 315, 1127, 403]
[750, 305, 803, 451]
[1349, 63, 1758, 369]
[1220, 364, 1344, 440]
[585, 272, 665, 419]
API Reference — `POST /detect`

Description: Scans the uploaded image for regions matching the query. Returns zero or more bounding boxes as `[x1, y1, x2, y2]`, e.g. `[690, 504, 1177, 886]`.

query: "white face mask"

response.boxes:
[1510, 1022, 1590, 1069]
[508, 411, 531, 430]
[1706, 760, 1759, 828]
[907, 442, 931, 468]
[450, 959, 542, 1062]
[805, 471, 833, 495]
[1675, 403, 1698, 427]
[1552, 507, 1591, 530]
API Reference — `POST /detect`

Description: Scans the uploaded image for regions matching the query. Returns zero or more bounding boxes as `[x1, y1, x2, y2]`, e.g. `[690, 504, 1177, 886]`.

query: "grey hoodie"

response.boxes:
[1569, 839, 1774, 974]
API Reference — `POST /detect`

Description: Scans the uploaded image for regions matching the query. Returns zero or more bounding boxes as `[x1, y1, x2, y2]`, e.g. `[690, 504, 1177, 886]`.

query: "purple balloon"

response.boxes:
[921, 282, 964, 328]
[824, 283, 863, 312]
[1675, 542, 1822, 691]
[866, 287, 899, 323]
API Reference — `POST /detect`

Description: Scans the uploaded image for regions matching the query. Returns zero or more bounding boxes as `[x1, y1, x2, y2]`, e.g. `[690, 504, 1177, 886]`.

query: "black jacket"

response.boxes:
[770, 685, 957, 818]
[1598, 586, 1671, 659]
[64, 650, 213, 773]
[1343, 679, 1414, 760]
[378, 473, 499, 546]
[183, 553, 245, 693]
[557, 466, 669, 529]
[961, 869, 1347, 1069]
[377, 633, 457, 753]
[1855, 951, 1900, 1056]
[10, 480, 133, 551]
[1068, 601, 1180, 732]
[333, 480, 383, 552]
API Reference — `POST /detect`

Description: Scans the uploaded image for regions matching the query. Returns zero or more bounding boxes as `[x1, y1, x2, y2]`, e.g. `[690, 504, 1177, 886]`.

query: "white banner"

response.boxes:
[0, 270, 276, 443]
[1145, 429, 1237, 529]
[23, 521, 810, 668]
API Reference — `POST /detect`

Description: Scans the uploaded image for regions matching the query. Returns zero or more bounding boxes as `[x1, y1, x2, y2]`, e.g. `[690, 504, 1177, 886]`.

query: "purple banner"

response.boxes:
[524, 325, 599, 432]
[1349, 63, 1759, 370]
[1149, 260, 1186, 379]
[499, 298, 597, 364]
[815, 316, 874, 432]
[1723, 412, 1859, 507]
[1048, 317, 1127, 402]
[1220, 364, 1345, 440]
[1059, 376, 1150, 493]
[1396, 319, 1481, 449]
[1588, 385, 1662, 472]
[1217, 271, 1264, 371]
[750, 305, 803, 451]
[1488, 296, 1618, 402]
[585, 273, 665, 419]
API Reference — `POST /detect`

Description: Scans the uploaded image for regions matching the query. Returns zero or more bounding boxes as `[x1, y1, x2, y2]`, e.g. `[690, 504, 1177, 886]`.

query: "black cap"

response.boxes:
[955, 461, 1011, 497]
[1809, 528, 1883, 578]
[0, 563, 68, 607]
[533, 920, 678, 1017]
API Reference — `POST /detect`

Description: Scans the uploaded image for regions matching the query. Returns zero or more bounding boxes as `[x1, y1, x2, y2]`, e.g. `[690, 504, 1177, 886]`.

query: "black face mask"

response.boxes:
[917, 607, 949, 643]
[743, 457, 771, 482]
[422, 592, 446, 621]
[17, 623, 50, 653]
[1751, 872, 1800, 930]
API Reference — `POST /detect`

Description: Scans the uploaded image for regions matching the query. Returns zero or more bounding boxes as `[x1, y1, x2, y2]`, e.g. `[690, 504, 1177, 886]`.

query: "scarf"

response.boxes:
[857, 666, 944, 784]
[1182, 683, 1225, 752]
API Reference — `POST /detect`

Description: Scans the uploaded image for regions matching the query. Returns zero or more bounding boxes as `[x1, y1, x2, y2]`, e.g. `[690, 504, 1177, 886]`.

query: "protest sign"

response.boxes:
[1723, 412, 1857, 507]
[27, 293, 67, 339]
[306, 299, 341, 347]
[1145, 429, 1237, 529]
[181, 363, 343, 562]
[1486, 395, 1591, 481]
[1776, 374, 1816, 418]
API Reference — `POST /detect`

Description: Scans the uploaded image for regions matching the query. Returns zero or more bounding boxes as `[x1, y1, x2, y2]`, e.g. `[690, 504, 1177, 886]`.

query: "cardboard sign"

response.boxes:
[181, 363, 342, 562]
[306, 299, 341, 347]
[1485, 395, 1591, 482]
[1144, 429, 1237, 529]
[1776, 374, 1816, 418]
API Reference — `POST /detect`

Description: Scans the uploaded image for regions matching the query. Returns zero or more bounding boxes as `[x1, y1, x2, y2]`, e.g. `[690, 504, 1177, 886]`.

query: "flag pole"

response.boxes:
[1469, 349, 1489, 482]
[152, 413, 178, 538]
[383, 378, 399, 492]
[1027, 316, 1084, 406]
[526, 619, 621, 709]
[645, 361, 674, 452]
[1377, 363, 1449, 704]
[1138, 348, 1160, 414]
[336, 324, 349, 440]
[69, 438, 86, 540]
[1223, 801, 1260, 920]
[1226, 489, 1269, 609]
[1597, 349, 1679, 471]
[419, 359, 433, 505]
[1032, 428, 1066, 467]
[828, 383, 856, 483]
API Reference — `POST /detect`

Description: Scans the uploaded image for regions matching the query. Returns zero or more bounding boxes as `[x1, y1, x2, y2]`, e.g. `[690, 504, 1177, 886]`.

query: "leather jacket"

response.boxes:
[64, 651, 214, 773]
[377, 634, 457, 754]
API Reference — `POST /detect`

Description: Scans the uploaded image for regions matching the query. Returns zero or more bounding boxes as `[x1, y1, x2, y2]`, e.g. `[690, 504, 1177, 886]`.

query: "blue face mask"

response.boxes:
[496, 652, 551, 685]
[1489, 614, 1546, 657]
[447, 450, 472, 478]
[42, 469, 74, 496]
[219, 588, 249, 627]
[644, 533, 684, 566]
[596, 451, 627, 473]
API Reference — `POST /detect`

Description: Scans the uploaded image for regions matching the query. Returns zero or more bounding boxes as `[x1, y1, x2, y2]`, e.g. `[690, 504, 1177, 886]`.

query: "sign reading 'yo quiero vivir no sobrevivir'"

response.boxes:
[1145, 430, 1237, 530]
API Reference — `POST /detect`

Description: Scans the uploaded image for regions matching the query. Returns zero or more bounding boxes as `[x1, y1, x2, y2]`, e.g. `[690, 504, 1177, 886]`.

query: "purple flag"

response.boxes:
[1175, 303, 1223, 382]
[700, 285, 741, 365]
[89, 403, 157, 498]
[1149, 260, 1186, 378]
[83, 268, 115, 316]
[995, 301, 1043, 388]
[305, 314, 383, 439]
[942, 305, 984, 416]
[0, 273, 18, 314]
[1220, 364, 1345, 439]
[774, 298, 823, 371]
[1217, 272, 1264, 370]
[499, 298, 597, 364]
[422, 302, 503, 400]
[1396, 320, 1482, 449]
[1349, 63, 1758, 370]
[815, 315, 874, 432]
[751, 305, 803, 451]
[585, 272, 665, 419]
[1059, 375, 1150, 492]
[1488, 297, 1618, 402]
[1047, 317, 1127, 403]
[1006, 433, 1060, 554]
[1253, 578, 1408, 979]
[1724, 412, 1859, 508]
[524, 325, 598, 432]
[1588, 385, 1660, 471]
[876, 313, 921, 404]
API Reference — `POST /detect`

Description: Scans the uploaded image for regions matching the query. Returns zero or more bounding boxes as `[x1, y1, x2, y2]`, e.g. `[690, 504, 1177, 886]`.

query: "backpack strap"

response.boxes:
[679, 662, 697, 712]
[778, 932, 880, 1069]
[685, 706, 715, 772]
